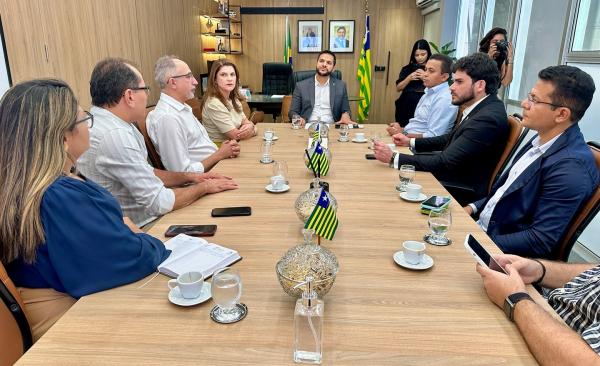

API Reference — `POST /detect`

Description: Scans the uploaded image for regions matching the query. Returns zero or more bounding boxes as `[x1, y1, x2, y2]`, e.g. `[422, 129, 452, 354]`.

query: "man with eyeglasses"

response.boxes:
[78, 57, 238, 227]
[146, 55, 240, 174]
[464, 65, 599, 258]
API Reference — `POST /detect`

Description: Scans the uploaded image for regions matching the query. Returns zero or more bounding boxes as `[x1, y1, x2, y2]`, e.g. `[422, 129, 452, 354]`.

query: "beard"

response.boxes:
[316, 66, 332, 77]
[452, 87, 475, 106]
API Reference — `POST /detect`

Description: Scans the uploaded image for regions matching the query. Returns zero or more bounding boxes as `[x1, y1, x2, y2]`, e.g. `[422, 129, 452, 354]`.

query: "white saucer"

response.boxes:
[399, 192, 428, 202]
[265, 183, 290, 193]
[352, 138, 367, 143]
[393, 251, 434, 270]
[263, 136, 279, 141]
[168, 282, 212, 307]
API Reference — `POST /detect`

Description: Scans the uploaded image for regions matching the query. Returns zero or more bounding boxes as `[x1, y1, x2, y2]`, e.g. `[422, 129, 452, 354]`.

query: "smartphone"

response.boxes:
[365, 154, 376, 160]
[421, 196, 451, 208]
[211, 206, 252, 217]
[164, 225, 217, 237]
[335, 123, 359, 129]
[463, 234, 507, 273]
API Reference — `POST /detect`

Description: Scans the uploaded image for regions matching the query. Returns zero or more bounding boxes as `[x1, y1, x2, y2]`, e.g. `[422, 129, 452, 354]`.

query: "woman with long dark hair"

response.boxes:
[479, 27, 514, 87]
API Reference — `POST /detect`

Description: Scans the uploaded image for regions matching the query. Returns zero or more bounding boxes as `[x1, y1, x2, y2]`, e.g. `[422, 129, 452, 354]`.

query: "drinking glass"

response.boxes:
[426, 207, 452, 245]
[338, 124, 350, 142]
[291, 114, 302, 129]
[260, 141, 273, 164]
[369, 132, 381, 150]
[397, 164, 415, 192]
[264, 128, 274, 141]
[273, 160, 289, 184]
[210, 267, 245, 323]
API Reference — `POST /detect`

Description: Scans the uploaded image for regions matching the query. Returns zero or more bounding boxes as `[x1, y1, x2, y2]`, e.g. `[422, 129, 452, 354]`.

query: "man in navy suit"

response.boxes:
[466, 65, 599, 259]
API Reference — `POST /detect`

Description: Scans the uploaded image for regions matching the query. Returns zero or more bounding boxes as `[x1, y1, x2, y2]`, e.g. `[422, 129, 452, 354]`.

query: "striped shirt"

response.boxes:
[77, 106, 175, 227]
[548, 265, 600, 353]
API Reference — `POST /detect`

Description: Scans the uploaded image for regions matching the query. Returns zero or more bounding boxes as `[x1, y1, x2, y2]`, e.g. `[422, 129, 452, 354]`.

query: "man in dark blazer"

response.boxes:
[374, 52, 508, 205]
[289, 50, 354, 126]
[466, 65, 599, 259]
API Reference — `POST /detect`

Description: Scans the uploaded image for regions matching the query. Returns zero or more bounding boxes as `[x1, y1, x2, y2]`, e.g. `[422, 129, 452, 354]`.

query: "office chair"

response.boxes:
[262, 63, 294, 95]
[293, 70, 342, 89]
[1, 261, 32, 365]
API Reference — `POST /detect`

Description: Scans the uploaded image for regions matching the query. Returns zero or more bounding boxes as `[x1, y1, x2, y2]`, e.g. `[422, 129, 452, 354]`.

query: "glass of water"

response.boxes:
[291, 114, 302, 129]
[210, 267, 245, 323]
[426, 207, 452, 245]
[369, 132, 381, 150]
[273, 160, 288, 184]
[260, 140, 273, 164]
[397, 164, 415, 192]
[338, 124, 350, 142]
[264, 128, 274, 141]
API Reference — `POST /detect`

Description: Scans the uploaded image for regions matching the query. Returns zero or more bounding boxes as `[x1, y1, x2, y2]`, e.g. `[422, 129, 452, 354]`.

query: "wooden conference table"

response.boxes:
[18, 124, 545, 365]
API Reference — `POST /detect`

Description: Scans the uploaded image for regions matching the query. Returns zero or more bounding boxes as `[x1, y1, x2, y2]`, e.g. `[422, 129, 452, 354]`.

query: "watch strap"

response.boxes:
[504, 292, 533, 321]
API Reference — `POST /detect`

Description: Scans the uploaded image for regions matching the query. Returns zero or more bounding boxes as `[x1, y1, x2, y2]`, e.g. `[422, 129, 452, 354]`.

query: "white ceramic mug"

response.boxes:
[403, 241, 426, 265]
[355, 132, 366, 141]
[168, 271, 204, 299]
[270, 175, 285, 190]
[405, 183, 422, 200]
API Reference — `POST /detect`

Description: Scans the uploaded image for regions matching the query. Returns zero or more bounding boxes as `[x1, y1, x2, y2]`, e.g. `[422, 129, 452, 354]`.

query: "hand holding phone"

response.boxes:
[463, 234, 507, 274]
[165, 225, 217, 237]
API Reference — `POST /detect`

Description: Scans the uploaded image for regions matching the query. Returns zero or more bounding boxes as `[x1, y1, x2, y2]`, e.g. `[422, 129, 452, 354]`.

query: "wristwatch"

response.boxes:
[503, 292, 533, 321]
[389, 153, 397, 168]
[402, 130, 409, 136]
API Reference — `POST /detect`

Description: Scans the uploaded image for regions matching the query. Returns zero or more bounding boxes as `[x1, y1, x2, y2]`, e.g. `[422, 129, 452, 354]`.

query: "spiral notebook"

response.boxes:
[158, 234, 242, 279]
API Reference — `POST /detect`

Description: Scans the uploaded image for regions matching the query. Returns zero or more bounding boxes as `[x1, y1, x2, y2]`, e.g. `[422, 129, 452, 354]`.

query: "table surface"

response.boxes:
[18, 124, 544, 365]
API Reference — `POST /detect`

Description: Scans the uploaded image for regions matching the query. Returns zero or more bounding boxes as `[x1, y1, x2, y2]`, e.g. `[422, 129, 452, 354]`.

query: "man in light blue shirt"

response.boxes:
[386, 54, 457, 138]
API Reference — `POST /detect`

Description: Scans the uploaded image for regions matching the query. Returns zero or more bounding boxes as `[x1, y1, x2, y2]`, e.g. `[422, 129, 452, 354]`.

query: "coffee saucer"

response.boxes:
[399, 192, 427, 202]
[352, 138, 367, 143]
[263, 136, 279, 141]
[265, 183, 290, 193]
[393, 251, 434, 270]
[168, 282, 212, 307]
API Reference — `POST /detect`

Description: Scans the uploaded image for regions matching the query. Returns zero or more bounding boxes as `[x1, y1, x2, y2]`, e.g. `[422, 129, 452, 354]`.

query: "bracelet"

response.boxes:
[531, 259, 546, 286]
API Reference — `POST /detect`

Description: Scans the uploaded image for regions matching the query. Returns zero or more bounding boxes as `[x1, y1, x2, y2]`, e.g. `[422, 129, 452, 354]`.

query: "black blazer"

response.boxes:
[397, 95, 508, 205]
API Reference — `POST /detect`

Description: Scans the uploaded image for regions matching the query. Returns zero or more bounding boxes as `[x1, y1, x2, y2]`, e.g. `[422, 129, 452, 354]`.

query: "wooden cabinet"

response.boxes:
[201, 2, 243, 55]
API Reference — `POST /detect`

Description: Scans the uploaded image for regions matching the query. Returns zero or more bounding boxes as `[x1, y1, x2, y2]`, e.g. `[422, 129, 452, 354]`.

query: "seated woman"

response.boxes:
[202, 59, 257, 143]
[0, 79, 170, 341]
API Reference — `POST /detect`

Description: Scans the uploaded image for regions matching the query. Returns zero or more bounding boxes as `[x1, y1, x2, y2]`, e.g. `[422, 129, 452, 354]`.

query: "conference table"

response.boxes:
[17, 124, 546, 365]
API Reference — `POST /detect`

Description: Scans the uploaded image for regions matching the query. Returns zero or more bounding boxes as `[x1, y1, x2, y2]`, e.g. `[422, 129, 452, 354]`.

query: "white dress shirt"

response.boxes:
[147, 93, 218, 173]
[308, 75, 334, 124]
[475, 133, 562, 231]
[77, 106, 175, 227]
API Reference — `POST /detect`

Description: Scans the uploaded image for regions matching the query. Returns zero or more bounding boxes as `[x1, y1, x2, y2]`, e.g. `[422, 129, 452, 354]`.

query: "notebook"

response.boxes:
[158, 234, 242, 278]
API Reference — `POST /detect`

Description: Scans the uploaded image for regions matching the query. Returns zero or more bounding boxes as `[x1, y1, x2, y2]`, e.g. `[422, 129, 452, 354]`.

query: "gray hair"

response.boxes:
[154, 55, 179, 89]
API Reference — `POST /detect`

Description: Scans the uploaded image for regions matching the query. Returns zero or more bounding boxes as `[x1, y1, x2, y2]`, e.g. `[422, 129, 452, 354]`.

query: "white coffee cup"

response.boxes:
[168, 271, 204, 299]
[405, 183, 422, 200]
[270, 175, 285, 190]
[355, 132, 366, 141]
[403, 241, 426, 265]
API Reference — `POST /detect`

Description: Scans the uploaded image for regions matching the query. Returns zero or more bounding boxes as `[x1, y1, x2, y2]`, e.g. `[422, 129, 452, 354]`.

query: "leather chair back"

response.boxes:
[262, 63, 294, 95]
[134, 106, 165, 170]
[293, 70, 342, 88]
[488, 114, 528, 192]
[0, 261, 32, 365]
[552, 141, 600, 261]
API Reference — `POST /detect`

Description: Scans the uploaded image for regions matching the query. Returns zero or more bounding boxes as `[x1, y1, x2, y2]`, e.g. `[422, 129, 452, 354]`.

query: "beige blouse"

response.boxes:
[202, 96, 246, 143]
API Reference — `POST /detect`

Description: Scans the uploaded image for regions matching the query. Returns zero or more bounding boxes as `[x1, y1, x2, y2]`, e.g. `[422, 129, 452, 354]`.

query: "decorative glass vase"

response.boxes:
[303, 143, 332, 173]
[307, 121, 329, 140]
[294, 178, 338, 223]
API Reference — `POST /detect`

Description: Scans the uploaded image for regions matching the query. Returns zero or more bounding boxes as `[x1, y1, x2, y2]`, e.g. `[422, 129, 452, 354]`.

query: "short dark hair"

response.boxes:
[317, 50, 336, 66]
[478, 27, 507, 53]
[90, 57, 141, 107]
[452, 53, 500, 95]
[538, 65, 595, 122]
[429, 54, 453, 75]
[337, 26, 346, 33]
[409, 39, 432, 65]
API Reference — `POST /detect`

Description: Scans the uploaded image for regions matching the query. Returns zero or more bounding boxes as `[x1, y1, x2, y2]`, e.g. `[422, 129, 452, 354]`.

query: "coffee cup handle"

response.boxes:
[168, 279, 178, 290]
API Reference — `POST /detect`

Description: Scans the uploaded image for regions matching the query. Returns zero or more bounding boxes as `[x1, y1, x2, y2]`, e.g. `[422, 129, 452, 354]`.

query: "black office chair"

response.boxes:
[262, 63, 294, 95]
[293, 70, 342, 89]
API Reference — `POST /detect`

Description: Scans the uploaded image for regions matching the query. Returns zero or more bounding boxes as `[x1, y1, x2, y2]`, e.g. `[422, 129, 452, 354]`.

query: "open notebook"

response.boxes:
[158, 234, 241, 278]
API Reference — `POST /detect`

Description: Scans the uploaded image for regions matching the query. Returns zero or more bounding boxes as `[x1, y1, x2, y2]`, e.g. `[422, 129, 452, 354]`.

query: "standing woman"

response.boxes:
[393, 39, 432, 128]
[0, 79, 169, 341]
[479, 27, 514, 87]
[202, 59, 257, 144]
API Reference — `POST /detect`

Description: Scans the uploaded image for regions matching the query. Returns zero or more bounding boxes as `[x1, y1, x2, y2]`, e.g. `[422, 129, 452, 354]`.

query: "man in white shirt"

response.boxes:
[78, 58, 238, 226]
[465, 65, 599, 258]
[147, 56, 239, 173]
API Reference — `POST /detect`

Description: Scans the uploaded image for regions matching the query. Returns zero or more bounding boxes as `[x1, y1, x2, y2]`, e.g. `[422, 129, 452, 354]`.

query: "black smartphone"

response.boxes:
[463, 234, 507, 274]
[365, 154, 376, 160]
[164, 225, 217, 237]
[211, 206, 252, 217]
[421, 196, 451, 208]
[335, 124, 359, 129]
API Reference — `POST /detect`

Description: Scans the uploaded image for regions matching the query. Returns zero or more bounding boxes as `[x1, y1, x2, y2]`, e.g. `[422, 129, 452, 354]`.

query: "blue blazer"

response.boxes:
[474, 123, 599, 259]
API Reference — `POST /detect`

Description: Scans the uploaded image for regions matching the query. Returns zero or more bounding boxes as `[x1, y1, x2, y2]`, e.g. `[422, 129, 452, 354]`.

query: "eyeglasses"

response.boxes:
[129, 86, 151, 95]
[526, 93, 564, 108]
[74, 111, 94, 128]
[170, 72, 194, 80]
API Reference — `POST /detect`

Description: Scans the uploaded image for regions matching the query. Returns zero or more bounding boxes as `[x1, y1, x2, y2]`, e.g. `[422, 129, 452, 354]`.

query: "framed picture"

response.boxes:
[199, 73, 209, 95]
[298, 20, 323, 53]
[329, 20, 355, 53]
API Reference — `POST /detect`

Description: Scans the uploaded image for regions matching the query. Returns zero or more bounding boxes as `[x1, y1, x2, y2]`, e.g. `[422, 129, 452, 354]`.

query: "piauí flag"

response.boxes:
[356, 14, 371, 122]
[310, 141, 330, 176]
[304, 188, 338, 240]
[284, 16, 293, 65]
[312, 123, 320, 142]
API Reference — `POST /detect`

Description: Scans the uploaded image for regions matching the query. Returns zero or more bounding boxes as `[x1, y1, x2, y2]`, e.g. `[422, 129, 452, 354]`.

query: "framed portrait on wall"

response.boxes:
[298, 20, 323, 53]
[329, 20, 355, 53]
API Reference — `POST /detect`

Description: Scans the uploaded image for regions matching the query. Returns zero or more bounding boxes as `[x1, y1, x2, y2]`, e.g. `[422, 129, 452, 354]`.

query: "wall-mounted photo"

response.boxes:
[298, 20, 323, 53]
[329, 20, 355, 53]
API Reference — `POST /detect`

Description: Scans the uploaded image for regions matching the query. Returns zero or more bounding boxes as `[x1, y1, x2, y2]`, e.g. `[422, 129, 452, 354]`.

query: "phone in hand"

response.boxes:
[463, 234, 507, 274]
[164, 225, 217, 237]
[211, 206, 252, 217]
[365, 153, 376, 160]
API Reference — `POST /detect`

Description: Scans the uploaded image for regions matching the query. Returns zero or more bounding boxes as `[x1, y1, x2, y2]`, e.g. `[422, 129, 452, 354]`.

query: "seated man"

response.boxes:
[77, 58, 238, 227]
[289, 50, 354, 126]
[476, 254, 600, 363]
[385, 53, 457, 139]
[147, 55, 240, 173]
[465, 65, 599, 258]
[374, 52, 508, 205]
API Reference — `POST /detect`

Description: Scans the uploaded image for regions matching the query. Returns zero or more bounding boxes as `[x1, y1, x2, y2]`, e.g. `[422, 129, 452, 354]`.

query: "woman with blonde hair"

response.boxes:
[202, 59, 256, 143]
[0, 79, 169, 341]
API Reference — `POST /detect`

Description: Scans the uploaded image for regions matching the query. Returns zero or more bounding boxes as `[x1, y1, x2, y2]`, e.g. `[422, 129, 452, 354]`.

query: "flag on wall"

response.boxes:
[284, 16, 293, 65]
[304, 188, 338, 240]
[356, 14, 371, 122]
